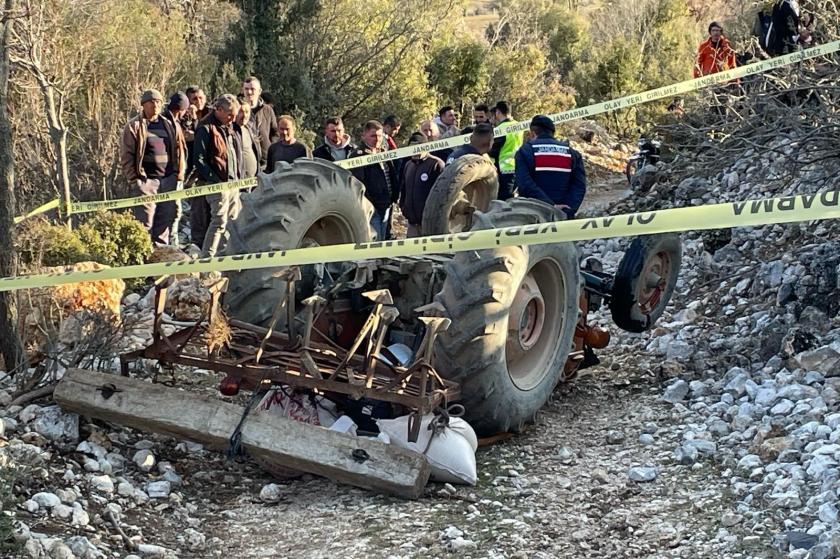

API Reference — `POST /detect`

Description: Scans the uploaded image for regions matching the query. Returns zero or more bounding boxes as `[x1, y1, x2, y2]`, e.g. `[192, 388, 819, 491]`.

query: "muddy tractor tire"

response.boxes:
[609, 234, 682, 333]
[434, 199, 581, 436]
[223, 159, 374, 327]
[421, 154, 499, 236]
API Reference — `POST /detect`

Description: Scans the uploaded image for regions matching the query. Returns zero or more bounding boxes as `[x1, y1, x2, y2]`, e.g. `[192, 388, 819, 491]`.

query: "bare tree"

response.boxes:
[0, 0, 26, 372]
[7, 0, 71, 227]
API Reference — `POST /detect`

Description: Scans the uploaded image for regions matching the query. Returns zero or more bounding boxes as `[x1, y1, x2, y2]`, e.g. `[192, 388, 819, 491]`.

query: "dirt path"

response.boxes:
[169, 351, 734, 559]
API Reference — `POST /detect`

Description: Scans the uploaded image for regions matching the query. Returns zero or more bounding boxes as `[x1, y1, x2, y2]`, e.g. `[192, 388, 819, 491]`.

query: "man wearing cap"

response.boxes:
[120, 88, 186, 245]
[514, 115, 586, 219]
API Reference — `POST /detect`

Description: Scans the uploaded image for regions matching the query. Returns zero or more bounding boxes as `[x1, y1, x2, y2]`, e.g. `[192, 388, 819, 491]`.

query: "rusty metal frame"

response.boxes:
[120, 269, 460, 441]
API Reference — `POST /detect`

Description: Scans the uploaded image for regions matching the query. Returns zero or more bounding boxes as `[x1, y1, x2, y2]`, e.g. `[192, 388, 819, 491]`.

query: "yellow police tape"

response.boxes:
[46, 40, 837, 218]
[1, 190, 837, 292]
[12, 199, 61, 225]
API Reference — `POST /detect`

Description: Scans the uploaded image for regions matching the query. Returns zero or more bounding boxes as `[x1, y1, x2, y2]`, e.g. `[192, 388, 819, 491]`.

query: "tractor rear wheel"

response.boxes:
[434, 199, 581, 436]
[223, 159, 374, 327]
[421, 154, 499, 236]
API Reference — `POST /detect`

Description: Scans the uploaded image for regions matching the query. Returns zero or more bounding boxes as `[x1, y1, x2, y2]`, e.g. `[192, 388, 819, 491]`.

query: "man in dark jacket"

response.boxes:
[313, 117, 355, 162]
[400, 132, 444, 238]
[767, 0, 812, 56]
[351, 120, 398, 240]
[446, 123, 494, 165]
[193, 94, 243, 257]
[120, 88, 186, 245]
[266, 115, 311, 171]
[241, 76, 279, 169]
[515, 115, 586, 219]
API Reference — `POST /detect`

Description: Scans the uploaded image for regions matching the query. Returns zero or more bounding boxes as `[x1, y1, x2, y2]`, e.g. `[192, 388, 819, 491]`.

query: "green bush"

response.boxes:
[15, 219, 90, 268]
[76, 211, 152, 268]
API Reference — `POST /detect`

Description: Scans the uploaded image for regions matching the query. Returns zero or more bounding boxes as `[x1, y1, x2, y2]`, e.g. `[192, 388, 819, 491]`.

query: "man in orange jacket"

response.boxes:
[693, 22, 737, 78]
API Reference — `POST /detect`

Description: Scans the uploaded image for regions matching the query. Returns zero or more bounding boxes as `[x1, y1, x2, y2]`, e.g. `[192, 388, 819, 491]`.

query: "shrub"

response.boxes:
[76, 211, 152, 268]
[15, 219, 90, 268]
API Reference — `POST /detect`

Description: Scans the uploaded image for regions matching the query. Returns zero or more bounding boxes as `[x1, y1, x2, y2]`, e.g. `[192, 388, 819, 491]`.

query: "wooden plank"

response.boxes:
[54, 369, 430, 499]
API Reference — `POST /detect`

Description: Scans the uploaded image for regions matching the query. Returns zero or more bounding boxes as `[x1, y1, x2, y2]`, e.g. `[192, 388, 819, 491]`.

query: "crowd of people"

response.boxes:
[120, 78, 588, 252]
[692, 1, 815, 78]
[119, 2, 813, 254]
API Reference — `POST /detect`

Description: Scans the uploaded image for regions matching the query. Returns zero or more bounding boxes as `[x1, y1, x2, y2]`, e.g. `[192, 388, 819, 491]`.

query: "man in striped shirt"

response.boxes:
[514, 114, 586, 219]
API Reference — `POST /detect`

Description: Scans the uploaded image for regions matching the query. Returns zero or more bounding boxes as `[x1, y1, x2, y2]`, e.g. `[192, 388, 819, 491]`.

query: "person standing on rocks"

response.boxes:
[514, 114, 586, 219]
[312, 117, 355, 162]
[350, 120, 398, 240]
[241, 76, 279, 170]
[400, 132, 444, 238]
[266, 115, 311, 171]
[693, 22, 738, 78]
[193, 94, 243, 257]
[120, 88, 186, 245]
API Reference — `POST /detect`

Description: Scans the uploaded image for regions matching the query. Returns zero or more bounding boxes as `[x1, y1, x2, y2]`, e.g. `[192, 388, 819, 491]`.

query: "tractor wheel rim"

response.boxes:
[506, 257, 566, 391]
[638, 250, 670, 314]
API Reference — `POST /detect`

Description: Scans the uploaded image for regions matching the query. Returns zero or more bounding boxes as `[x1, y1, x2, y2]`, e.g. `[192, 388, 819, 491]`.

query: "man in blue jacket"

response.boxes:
[514, 115, 586, 219]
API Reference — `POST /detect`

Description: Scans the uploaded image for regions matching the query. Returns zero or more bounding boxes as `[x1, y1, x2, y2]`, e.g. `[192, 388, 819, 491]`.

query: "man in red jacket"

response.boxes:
[693, 22, 737, 78]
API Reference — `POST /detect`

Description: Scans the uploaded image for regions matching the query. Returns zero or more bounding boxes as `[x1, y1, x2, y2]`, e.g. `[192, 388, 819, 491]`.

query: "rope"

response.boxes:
[421, 405, 465, 454]
[226, 387, 265, 461]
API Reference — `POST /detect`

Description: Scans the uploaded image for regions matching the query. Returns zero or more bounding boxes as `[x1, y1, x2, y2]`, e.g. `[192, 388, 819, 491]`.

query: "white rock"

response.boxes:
[440, 526, 463, 540]
[628, 466, 657, 482]
[132, 449, 156, 472]
[66, 536, 102, 559]
[807, 455, 838, 481]
[447, 537, 477, 551]
[259, 483, 282, 503]
[71, 506, 90, 527]
[32, 406, 79, 442]
[18, 404, 41, 423]
[181, 528, 206, 549]
[136, 543, 168, 558]
[818, 502, 838, 525]
[51, 504, 73, 520]
[117, 481, 134, 496]
[770, 399, 795, 415]
[32, 492, 61, 509]
[23, 500, 39, 513]
[146, 480, 171, 499]
[737, 454, 762, 474]
[89, 475, 114, 493]
[662, 380, 689, 404]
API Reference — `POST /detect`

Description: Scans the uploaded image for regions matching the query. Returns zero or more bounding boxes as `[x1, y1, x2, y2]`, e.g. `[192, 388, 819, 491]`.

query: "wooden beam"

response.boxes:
[54, 369, 430, 499]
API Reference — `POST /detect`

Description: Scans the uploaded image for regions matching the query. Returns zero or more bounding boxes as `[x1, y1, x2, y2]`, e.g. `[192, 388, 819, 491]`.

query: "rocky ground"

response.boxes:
[1, 124, 838, 559]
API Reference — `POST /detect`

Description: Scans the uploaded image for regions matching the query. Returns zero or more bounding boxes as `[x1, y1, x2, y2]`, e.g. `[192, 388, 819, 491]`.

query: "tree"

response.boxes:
[0, 0, 25, 372]
[218, 0, 457, 132]
[427, 39, 489, 114]
[7, 0, 71, 226]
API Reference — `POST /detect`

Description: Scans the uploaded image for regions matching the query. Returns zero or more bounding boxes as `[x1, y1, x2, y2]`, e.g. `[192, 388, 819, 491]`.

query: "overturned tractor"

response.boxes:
[123, 156, 681, 438]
